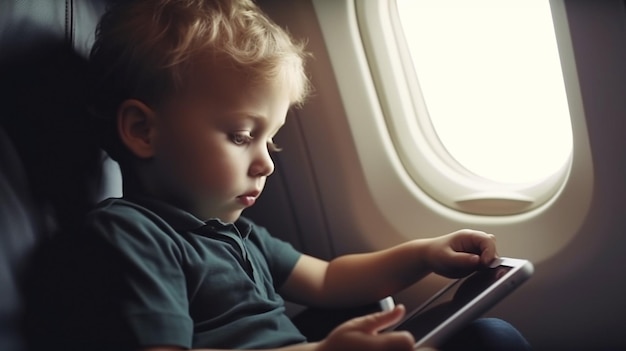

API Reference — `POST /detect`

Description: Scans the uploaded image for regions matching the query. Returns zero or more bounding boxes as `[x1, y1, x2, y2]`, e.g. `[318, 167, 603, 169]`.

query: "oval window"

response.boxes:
[364, 0, 576, 215]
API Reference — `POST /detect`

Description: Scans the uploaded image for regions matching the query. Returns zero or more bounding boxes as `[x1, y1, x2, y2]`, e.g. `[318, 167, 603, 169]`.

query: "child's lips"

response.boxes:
[238, 190, 260, 207]
[238, 195, 256, 207]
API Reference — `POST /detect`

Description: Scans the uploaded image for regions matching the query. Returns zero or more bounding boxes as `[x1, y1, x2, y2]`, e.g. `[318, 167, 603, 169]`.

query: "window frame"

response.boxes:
[311, 0, 593, 263]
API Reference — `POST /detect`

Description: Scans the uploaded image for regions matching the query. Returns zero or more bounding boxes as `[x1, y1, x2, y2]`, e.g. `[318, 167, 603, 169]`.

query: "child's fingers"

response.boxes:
[367, 331, 415, 351]
[323, 305, 415, 351]
[349, 304, 407, 335]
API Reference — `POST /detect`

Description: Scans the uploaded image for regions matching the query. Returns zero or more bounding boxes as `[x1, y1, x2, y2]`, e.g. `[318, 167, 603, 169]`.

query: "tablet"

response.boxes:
[390, 257, 534, 349]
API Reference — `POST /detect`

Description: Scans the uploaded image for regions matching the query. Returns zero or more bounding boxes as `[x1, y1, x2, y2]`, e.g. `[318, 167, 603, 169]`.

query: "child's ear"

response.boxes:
[117, 99, 158, 159]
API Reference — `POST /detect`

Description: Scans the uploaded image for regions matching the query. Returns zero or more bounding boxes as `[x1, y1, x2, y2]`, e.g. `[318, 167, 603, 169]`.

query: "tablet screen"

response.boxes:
[393, 265, 513, 341]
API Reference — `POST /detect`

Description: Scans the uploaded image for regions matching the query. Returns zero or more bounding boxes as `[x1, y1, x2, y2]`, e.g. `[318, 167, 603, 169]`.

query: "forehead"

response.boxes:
[181, 57, 289, 108]
[159, 58, 290, 131]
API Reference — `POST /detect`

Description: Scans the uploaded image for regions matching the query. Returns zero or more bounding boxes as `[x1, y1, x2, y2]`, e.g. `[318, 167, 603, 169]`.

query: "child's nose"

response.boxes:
[250, 147, 275, 177]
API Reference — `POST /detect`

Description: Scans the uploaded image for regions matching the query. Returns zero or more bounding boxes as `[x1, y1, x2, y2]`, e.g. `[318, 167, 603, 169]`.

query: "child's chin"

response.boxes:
[219, 211, 243, 224]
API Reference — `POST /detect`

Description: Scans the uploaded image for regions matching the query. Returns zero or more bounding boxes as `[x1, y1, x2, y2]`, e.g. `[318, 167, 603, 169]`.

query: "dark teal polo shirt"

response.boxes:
[84, 197, 306, 349]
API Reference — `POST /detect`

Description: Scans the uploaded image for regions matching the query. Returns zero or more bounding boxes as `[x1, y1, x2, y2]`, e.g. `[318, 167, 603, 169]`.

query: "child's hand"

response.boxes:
[317, 305, 415, 351]
[424, 229, 498, 278]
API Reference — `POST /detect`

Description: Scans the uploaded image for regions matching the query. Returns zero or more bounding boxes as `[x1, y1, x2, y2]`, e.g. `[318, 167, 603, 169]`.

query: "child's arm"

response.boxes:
[138, 229, 494, 351]
[279, 229, 497, 308]
[141, 305, 416, 351]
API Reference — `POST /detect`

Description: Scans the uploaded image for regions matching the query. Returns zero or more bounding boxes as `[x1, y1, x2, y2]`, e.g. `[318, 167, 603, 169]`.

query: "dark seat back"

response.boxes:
[0, 128, 38, 351]
[0, 2, 115, 350]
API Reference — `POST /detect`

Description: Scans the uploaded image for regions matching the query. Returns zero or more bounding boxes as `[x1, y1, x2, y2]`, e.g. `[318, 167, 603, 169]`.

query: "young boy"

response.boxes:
[69, 0, 530, 350]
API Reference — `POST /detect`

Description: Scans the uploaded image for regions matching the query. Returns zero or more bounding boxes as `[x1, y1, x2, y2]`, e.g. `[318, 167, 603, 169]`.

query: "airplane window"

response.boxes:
[394, 0, 573, 185]
[312, 0, 592, 259]
[348, 0, 582, 215]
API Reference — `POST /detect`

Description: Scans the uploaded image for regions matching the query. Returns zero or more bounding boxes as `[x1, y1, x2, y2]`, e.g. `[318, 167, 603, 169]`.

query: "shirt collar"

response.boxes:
[206, 217, 252, 238]
[124, 195, 252, 237]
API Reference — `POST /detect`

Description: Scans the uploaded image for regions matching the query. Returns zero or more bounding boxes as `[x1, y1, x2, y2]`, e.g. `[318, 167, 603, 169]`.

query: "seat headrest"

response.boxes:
[0, 0, 107, 62]
[0, 0, 121, 236]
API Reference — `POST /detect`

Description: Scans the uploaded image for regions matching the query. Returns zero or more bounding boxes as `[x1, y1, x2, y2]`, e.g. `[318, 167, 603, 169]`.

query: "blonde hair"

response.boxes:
[90, 0, 310, 162]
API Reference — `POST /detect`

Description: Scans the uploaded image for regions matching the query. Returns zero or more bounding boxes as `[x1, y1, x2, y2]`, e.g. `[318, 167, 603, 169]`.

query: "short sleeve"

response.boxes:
[241, 218, 302, 288]
[84, 200, 193, 349]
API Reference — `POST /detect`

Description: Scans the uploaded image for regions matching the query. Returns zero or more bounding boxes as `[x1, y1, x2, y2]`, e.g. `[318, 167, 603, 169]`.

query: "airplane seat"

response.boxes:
[0, 1, 390, 349]
[0, 128, 38, 351]
[0, 1, 117, 350]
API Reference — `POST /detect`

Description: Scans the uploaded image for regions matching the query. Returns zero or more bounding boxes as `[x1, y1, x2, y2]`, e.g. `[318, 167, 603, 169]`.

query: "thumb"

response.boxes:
[351, 304, 407, 334]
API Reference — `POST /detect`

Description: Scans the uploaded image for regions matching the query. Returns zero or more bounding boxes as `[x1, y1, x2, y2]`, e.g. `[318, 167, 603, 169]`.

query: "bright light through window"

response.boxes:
[395, 0, 573, 184]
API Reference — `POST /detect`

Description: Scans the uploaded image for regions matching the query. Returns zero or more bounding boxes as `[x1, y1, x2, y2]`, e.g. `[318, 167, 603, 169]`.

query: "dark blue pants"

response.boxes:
[441, 318, 531, 351]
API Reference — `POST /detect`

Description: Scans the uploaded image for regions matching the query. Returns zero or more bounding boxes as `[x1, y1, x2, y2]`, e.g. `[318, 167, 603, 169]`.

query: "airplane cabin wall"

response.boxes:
[490, 1, 626, 349]
[247, 0, 626, 350]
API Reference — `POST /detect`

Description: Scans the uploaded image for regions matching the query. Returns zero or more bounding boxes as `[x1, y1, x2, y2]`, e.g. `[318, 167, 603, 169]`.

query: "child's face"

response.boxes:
[148, 64, 290, 222]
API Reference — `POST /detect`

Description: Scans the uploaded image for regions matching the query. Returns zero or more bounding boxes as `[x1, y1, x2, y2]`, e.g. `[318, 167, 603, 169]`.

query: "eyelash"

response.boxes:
[268, 141, 282, 153]
[230, 132, 282, 153]
[231, 132, 253, 146]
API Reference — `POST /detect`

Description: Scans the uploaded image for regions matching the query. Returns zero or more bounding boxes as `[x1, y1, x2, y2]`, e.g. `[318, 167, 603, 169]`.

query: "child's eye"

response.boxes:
[231, 132, 253, 145]
[268, 140, 283, 153]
